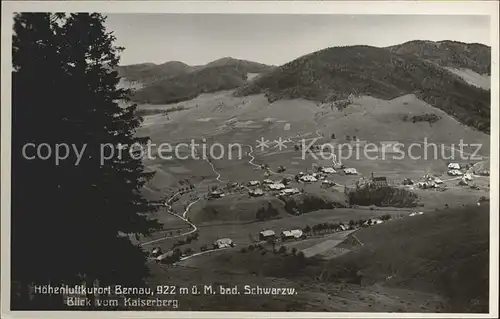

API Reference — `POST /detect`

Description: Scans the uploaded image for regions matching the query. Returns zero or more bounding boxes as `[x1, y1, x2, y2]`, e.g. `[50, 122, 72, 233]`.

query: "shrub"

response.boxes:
[411, 113, 441, 124]
[278, 246, 287, 254]
[380, 214, 392, 221]
[240, 247, 247, 253]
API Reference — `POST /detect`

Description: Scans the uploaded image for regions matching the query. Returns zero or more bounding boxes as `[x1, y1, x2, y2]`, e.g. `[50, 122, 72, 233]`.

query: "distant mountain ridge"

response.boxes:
[130, 64, 249, 104]
[117, 57, 275, 85]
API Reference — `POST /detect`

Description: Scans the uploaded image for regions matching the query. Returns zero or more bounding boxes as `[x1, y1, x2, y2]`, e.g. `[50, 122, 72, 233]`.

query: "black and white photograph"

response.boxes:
[1, 1, 499, 318]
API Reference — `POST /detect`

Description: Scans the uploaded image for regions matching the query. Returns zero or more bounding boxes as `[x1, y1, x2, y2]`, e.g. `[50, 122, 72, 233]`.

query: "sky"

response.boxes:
[105, 14, 490, 66]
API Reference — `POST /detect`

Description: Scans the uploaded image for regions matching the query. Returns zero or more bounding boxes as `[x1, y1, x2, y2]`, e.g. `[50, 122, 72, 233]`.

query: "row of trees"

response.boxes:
[242, 243, 306, 259]
[12, 13, 160, 309]
[255, 203, 280, 221]
[302, 214, 392, 235]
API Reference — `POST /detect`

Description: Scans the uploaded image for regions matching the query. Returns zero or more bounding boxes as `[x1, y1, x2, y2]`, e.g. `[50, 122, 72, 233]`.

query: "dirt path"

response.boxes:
[140, 192, 198, 247]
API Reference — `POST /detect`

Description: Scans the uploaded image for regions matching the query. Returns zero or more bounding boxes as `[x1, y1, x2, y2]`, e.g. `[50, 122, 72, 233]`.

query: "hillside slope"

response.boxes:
[332, 204, 489, 312]
[386, 40, 491, 75]
[235, 45, 490, 133]
[117, 61, 192, 83]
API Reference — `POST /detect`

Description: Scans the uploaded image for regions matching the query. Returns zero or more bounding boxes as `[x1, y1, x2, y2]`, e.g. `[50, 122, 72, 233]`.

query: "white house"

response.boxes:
[279, 188, 300, 196]
[300, 175, 317, 182]
[269, 183, 286, 190]
[249, 188, 265, 197]
[281, 229, 303, 240]
[213, 238, 234, 249]
[248, 180, 260, 186]
[448, 163, 461, 170]
[259, 230, 276, 241]
[263, 179, 274, 184]
[433, 177, 444, 184]
[322, 167, 337, 174]
[448, 169, 463, 176]
[344, 168, 358, 175]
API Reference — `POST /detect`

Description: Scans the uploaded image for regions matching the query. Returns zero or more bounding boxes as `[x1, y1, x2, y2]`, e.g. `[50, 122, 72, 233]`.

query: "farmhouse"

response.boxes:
[448, 163, 461, 170]
[321, 167, 336, 174]
[344, 168, 358, 175]
[259, 230, 276, 241]
[448, 169, 463, 176]
[433, 177, 444, 184]
[279, 188, 300, 196]
[249, 188, 265, 197]
[269, 183, 286, 190]
[209, 190, 225, 199]
[213, 238, 234, 249]
[281, 229, 303, 241]
[300, 175, 317, 182]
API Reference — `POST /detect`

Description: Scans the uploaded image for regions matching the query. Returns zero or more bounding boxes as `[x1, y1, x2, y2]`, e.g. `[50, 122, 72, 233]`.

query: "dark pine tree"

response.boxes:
[11, 13, 161, 310]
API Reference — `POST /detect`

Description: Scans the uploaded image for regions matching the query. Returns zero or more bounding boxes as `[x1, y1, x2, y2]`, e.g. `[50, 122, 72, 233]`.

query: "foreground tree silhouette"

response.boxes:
[12, 13, 160, 309]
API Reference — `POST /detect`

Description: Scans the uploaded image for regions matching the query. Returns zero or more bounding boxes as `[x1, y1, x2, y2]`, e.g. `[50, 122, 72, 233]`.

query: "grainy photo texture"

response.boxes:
[8, 11, 493, 314]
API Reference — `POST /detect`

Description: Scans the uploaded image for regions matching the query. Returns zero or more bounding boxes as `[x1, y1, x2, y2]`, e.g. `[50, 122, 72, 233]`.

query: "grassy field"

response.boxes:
[331, 204, 490, 312]
[144, 204, 489, 312]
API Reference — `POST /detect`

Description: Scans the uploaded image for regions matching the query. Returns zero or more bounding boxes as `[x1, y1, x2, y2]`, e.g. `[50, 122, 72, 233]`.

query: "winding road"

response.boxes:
[140, 193, 199, 247]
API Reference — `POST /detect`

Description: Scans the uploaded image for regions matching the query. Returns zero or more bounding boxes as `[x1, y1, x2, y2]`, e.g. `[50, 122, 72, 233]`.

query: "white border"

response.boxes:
[1, 1, 499, 319]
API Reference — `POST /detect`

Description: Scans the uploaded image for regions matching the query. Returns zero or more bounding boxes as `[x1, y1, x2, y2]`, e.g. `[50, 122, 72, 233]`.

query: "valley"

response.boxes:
[118, 40, 491, 313]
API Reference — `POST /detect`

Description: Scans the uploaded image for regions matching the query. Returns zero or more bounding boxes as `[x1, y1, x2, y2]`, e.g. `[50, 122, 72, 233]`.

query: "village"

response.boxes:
[145, 153, 490, 265]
